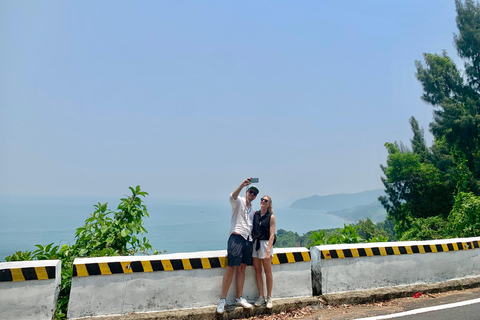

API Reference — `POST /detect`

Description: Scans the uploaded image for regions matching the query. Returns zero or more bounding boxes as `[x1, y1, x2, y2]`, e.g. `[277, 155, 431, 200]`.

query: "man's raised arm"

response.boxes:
[231, 178, 252, 200]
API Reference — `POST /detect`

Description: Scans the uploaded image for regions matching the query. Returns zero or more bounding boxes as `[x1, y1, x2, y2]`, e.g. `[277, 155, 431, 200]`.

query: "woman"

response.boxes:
[252, 195, 276, 309]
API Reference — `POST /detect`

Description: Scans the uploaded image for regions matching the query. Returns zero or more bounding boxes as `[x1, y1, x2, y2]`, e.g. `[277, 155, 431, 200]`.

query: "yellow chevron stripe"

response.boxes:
[301, 251, 311, 261]
[200, 257, 211, 269]
[365, 248, 374, 256]
[219, 256, 227, 268]
[182, 259, 192, 270]
[141, 261, 153, 272]
[286, 252, 295, 263]
[272, 254, 280, 264]
[35, 267, 48, 280]
[11, 268, 25, 282]
[99, 263, 112, 275]
[120, 262, 133, 273]
[350, 248, 359, 257]
[76, 264, 89, 277]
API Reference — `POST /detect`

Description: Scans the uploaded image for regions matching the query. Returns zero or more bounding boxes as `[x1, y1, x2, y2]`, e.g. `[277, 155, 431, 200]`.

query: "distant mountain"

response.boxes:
[289, 189, 385, 211]
[326, 201, 387, 223]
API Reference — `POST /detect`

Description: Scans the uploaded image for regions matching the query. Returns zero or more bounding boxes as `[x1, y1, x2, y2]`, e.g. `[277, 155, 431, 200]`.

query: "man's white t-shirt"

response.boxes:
[229, 193, 254, 241]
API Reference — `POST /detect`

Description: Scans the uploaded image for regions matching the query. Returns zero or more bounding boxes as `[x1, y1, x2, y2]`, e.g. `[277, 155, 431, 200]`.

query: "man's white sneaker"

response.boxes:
[216, 298, 226, 314]
[266, 296, 273, 309]
[235, 297, 253, 309]
[254, 296, 265, 307]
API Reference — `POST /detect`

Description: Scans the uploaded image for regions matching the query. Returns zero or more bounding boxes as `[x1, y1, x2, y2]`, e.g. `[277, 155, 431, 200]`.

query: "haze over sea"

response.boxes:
[0, 195, 344, 261]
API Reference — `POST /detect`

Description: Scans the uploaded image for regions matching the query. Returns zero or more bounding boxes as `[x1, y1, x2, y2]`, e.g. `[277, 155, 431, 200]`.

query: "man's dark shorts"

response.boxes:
[227, 234, 253, 267]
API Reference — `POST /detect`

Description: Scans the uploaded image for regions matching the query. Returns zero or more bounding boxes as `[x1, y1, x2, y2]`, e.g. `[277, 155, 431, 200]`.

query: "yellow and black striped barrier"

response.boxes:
[320, 240, 480, 260]
[0, 266, 56, 282]
[73, 251, 311, 277]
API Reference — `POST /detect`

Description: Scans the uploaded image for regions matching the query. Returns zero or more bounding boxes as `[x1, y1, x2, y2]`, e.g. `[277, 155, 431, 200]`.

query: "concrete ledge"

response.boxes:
[0, 260, 62, 320]
[73, 276, 480, 320]
[311, 237, 480, 295]
[68, 248, 312, 319]
[71, 297, 323, 320]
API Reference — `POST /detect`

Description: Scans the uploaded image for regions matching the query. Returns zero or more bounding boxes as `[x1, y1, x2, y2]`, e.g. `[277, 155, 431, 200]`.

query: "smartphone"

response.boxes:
[250, 178, 259, 183]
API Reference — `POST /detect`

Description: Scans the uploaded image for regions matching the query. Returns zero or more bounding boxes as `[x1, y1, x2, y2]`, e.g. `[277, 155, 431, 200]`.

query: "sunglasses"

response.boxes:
[261, 198, 269, 203]
[248, 190, 258, 196]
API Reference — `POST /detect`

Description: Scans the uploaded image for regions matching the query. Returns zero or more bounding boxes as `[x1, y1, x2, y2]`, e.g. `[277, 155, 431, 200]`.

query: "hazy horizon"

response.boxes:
[1, 1, 458, 205]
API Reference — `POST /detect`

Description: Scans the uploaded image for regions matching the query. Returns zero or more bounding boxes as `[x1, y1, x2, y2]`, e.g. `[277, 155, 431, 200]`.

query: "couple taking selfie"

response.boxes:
[216, 178, 276, 314]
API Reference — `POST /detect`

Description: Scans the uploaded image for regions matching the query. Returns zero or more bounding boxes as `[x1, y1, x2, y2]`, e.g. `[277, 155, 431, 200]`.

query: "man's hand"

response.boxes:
[232, 178, 253, 200]
[241, 178, 253, 188]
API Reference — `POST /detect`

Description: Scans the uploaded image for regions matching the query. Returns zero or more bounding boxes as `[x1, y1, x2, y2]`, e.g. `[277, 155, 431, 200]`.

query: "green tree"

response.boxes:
[381, 1, 480, 241]
[275, 229, 300, 247]
[4, 186, 156, 319]
[448, 191, 480, 237]
[399, 216, 448, 241]
[357, 218, 389, 242]
[307, 223, 389, 247]
[74, 186, 152, 256]
[379, 125, 452, 238]
[415, 0, 480, 190]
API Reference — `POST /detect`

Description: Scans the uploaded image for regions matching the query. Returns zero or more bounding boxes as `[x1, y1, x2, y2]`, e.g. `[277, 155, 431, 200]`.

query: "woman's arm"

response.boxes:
[266, 214, 276, 259]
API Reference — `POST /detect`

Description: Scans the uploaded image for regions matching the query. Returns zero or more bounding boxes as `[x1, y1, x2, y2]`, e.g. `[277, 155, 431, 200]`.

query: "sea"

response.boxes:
[0, 195, 345, 261]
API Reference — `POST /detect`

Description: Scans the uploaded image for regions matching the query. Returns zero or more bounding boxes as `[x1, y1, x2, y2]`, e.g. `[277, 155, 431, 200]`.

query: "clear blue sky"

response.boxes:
[0, 1, 459, 205]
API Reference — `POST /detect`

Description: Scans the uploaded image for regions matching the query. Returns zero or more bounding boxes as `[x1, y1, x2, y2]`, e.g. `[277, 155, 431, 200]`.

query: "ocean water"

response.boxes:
[0, 195, 345, 261]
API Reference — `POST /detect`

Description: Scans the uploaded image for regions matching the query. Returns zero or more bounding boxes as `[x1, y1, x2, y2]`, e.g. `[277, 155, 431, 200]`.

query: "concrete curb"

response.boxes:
[71, 276, 480, 320]
[73, 297, 322, 320]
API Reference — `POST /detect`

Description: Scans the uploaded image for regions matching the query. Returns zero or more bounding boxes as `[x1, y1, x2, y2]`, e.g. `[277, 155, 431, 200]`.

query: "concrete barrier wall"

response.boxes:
[67, 247, 311, 319]
[0, 260, 62, 320]
[311, 237, 480, 295]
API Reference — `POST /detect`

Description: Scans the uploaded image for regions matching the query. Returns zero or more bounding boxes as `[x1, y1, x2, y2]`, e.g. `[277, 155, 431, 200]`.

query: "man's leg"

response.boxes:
[221, 266, 237, 298]
[235, 263, 247, 298]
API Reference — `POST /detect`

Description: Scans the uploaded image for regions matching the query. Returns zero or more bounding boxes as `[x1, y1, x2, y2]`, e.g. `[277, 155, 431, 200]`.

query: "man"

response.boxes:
[216, 178, 259, 314]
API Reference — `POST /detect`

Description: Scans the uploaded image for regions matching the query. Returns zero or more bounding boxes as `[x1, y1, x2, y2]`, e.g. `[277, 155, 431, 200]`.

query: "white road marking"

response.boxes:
[353, 297, 480, 320]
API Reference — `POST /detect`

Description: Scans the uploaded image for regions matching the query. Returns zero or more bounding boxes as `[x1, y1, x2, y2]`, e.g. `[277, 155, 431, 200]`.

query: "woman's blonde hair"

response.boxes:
[262, 195, 273, 214]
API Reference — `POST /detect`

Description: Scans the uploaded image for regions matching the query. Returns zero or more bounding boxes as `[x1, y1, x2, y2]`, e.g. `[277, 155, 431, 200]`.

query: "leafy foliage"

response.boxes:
[4, 186, 156, 319]
[74, 186, 152, 256]
[399, 216, 448, 241]
[381, 1, 480, 241]
[305, 220, 389, 248]
[448, 191, 480, 237]
[275, 229, 300, 247]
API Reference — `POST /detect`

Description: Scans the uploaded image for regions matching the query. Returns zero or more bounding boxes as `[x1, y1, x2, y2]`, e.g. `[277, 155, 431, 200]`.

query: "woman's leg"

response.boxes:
[252, 257, 264, 297]
[263, 257, 273, 297]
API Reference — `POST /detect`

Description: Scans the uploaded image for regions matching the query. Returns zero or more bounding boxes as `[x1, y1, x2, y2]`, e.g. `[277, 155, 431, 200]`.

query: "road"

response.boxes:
[354, 297, 480, 320]
[247, 286, 480, 320]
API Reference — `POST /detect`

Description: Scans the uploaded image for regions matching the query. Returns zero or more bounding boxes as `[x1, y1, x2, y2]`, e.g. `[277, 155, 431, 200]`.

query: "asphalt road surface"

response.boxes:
[354, 297, 480, 320]
[253, 286, 480, 320]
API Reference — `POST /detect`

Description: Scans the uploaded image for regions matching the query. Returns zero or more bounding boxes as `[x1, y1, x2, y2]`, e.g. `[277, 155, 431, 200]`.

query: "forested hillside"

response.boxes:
[327, 201, 386, 223]
[290, 189, 384, 211]
[380, 0, 480, 241]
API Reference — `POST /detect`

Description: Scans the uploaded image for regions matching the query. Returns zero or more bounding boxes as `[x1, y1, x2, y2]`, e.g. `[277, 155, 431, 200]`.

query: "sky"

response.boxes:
[0, 1, 461, 205]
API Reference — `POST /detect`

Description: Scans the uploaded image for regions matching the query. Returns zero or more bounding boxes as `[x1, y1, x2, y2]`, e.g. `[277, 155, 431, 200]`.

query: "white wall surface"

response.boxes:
[0, 260, 61, 320]
[68, 247, 311, 319]
[311, 237, 480, 295]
